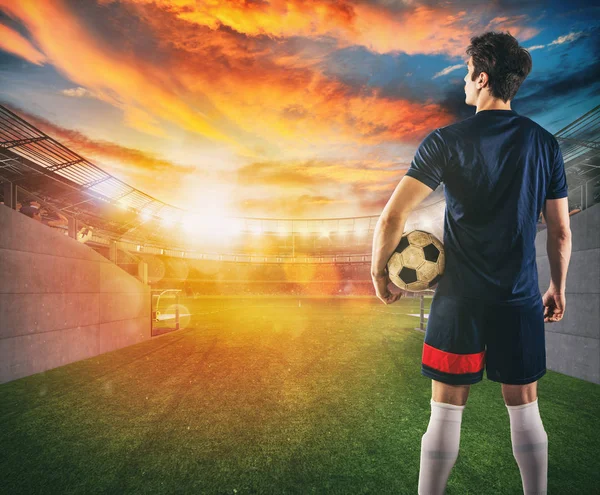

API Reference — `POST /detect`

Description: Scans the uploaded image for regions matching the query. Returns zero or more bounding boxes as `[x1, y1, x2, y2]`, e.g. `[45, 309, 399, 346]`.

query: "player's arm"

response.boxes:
[371, 175, 435, 277]
[543, 139, 571, 294]
[379, 175, 437, 223]
[372, 125, 445, 280]
[543, 197, 571, 293]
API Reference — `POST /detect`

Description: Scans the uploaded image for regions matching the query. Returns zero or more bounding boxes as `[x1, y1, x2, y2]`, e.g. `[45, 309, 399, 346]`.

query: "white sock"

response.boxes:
[506, 399, 548, 495]
[418, 398, 465, 495]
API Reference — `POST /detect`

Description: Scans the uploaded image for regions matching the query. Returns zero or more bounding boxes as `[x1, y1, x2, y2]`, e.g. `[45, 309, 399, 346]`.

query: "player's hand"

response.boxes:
[542, 286, 566, 323]
[372, 271, 402, 305]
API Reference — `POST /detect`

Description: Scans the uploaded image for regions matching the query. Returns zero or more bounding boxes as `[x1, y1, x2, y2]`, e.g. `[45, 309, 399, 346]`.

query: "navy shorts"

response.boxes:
[421, 293, 547, 386]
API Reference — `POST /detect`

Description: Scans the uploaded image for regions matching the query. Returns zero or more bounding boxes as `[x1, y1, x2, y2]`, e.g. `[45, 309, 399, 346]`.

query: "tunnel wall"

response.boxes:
[536, 201, 600, 384]
[0, 206, 151, 384]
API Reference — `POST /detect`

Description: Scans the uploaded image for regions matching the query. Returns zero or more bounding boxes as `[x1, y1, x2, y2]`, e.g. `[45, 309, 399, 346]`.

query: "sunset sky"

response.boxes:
[0, 0, 598, 219]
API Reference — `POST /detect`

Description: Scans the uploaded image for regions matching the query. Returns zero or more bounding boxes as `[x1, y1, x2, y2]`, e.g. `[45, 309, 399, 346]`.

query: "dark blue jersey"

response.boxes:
[405, 109, 568, 304]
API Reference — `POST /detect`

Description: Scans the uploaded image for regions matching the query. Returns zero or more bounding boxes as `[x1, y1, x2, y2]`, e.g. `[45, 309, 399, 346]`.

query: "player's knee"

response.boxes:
[432, 380, 470, 406]
[502, 381, 538, 406]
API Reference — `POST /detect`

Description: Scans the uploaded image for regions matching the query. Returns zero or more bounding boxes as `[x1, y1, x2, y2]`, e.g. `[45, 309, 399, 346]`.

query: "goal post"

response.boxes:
[151, 289, 181, 336]
[415, 289, 435, 333]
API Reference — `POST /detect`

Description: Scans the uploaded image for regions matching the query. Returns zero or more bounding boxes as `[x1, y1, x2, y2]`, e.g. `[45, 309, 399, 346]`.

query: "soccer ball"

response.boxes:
[386, 230, 445, 292]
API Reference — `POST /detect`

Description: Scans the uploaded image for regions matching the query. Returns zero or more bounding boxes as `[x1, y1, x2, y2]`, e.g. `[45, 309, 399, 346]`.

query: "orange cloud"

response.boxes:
[99, 1, 519, 153]
[0, 0, 473, 156]
[155, 18, 454, 150]
[0, 0, 540, 218]
[230, 157, 414, 218]
[115, 0, 538, 57]
[204, 74, 452, 152]
[483, 15, 540, 42]
[0, 0, 245, 151]
[234, 193, 346, 218]
[0, 23, 46, 65]
[122, 106, 167, 138]
[235, 158, 400, 188]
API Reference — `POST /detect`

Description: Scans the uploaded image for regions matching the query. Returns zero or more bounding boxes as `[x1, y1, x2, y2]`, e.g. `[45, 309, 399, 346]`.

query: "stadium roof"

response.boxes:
[552, 105, 600, 210]
[0, 104, 180, 222]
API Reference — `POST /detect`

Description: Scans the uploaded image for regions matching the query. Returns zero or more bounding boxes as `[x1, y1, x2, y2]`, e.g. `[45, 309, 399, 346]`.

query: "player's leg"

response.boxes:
[418, 380, 470, 495]
[433, 379, 470, 405]
[503, 380, 548, 495]
[502, 381, 537, 406]
[484, 296, 548, 494]
[419, 294, 484, 495]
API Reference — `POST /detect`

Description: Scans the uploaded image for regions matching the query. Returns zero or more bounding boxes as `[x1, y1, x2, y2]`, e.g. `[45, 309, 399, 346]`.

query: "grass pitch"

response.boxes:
[1, 296, 598, 494]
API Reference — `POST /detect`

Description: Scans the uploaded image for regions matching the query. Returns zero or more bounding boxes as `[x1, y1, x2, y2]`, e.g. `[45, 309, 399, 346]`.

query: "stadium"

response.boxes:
[2, 100, 599, 493]
[1, 4, 599, 494]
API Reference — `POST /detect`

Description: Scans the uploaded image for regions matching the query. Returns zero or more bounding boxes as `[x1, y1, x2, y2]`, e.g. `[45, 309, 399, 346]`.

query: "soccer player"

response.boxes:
[371, 31, 571, 494]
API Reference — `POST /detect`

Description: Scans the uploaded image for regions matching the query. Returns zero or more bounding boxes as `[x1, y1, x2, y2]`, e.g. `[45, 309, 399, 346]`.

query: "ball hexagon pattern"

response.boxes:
[387, 229, 445, 292]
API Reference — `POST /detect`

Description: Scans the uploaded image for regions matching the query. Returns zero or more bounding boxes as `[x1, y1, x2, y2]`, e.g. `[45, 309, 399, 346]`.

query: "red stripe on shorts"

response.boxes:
[422, 342, 485, 374]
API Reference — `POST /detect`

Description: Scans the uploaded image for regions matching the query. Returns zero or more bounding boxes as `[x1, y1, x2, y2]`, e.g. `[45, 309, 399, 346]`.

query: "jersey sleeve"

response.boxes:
[546, 140, 568, 200]
[404, 129, 447, 191]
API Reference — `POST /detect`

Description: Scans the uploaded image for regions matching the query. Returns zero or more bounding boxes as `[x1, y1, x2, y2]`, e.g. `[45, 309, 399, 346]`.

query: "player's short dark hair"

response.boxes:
[466, 31, 532, 103]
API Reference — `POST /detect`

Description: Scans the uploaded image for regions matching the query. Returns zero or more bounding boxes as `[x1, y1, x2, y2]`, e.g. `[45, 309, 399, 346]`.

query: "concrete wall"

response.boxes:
[0, 206, 151, 384]
[536, 202, 600, 384]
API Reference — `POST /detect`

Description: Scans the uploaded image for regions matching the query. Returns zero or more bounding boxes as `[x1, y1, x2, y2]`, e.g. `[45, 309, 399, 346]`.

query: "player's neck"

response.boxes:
[476, 107, 512, 113]
[475, 101, 512, 113]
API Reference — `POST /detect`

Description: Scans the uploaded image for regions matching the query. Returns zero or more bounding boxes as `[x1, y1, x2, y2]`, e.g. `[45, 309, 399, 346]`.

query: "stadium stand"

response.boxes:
[2, 103, 597, 264]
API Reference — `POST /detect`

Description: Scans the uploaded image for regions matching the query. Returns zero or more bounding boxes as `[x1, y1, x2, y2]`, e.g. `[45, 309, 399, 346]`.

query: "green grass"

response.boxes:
[1, 297, 598, 494]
